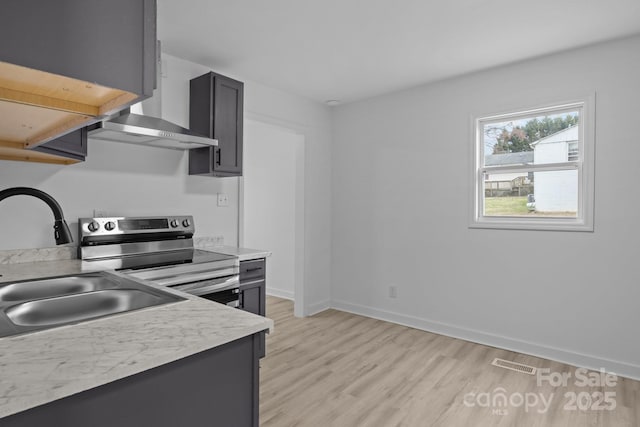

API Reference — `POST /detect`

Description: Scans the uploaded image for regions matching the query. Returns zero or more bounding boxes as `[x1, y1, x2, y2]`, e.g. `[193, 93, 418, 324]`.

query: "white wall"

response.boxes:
[0, 143, 240, 250]
[0, 53, 333, 316]
[237, 68, 333, 316]
[161, 54, 334, 315]
[243, 120, 303, 300]
[331, 35, 640, 379]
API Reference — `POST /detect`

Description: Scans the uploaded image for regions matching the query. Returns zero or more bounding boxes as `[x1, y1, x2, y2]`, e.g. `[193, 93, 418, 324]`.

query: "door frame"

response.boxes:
[238, 116, 306, 317]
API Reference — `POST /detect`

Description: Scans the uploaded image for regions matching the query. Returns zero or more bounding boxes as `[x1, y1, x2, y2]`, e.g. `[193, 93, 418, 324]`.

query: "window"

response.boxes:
[470, 97, 595, 231]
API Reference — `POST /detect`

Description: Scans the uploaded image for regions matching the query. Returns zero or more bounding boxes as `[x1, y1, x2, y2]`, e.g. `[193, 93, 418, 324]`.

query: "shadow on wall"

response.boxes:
[0, 138, 239, 250]
[85, 139, 236, 196]
[82, 139, 185, 175]
[184, 175, 238, 196]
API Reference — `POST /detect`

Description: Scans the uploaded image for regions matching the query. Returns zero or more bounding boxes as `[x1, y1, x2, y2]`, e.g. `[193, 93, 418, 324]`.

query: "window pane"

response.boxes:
[483, 170, 577, 218]
[482, 111, 580, 166]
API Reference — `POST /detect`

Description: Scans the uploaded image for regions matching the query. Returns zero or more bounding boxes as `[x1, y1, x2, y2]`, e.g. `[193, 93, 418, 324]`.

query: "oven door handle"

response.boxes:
[171, 276, 240, 296]
[148, 267, 238, 287]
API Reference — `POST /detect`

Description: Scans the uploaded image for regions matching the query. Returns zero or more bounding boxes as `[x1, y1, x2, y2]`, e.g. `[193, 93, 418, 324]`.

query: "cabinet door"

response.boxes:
[212, 74, 243, 175]
[2, 335, 260, 427]
[241, 285, 264, 316]
[241, 285, 266, 359]
[239, 259, 266, 358]
[189, 72, 243, 177]
[32, 128, 88, 162]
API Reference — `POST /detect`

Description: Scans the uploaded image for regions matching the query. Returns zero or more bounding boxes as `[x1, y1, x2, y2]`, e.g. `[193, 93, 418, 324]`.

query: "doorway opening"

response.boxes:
[240, 119, 305, 316]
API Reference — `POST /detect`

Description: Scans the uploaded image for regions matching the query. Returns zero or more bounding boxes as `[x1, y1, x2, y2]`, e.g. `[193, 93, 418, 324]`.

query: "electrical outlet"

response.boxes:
[213, 235, 224, 246]
[217, 193, 229, 207]
[389, 285, 398, 299]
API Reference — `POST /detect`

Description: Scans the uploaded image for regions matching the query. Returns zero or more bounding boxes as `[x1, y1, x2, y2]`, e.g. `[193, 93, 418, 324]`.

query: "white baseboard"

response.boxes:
[265, 291, 329, 317]
[331, 299, 640, 381]
[265, 287, 294, 300]
[306, 299, 331, 316]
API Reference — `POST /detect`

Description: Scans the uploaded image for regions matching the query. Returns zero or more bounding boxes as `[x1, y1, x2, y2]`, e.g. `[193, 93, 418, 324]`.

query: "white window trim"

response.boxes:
[469, 95, 595, 232]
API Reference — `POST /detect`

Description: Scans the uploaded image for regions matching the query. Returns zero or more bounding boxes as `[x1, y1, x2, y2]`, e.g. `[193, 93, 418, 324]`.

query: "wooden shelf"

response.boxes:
[0, 141, 80, 165]
[0, 61, 139, 161]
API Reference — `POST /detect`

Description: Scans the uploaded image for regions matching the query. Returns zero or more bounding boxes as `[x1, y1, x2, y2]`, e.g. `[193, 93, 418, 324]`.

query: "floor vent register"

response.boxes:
[491, 358, 537, 375]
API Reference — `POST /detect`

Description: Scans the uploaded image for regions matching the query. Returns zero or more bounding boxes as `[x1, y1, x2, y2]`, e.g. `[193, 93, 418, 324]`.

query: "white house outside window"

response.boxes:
[470, 98, 595, 231]
[567, 141, 579, 161]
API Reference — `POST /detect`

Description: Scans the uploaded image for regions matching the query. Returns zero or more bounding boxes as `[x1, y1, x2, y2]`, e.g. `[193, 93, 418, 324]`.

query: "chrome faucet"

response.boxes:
[0, 187, 73, 245]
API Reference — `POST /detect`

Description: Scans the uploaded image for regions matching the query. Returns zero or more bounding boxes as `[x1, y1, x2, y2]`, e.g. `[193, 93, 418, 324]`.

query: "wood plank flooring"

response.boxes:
[260, 296, 639, 427]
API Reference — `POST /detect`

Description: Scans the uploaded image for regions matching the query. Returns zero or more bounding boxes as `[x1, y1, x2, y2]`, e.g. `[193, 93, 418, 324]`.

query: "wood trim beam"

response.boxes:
[0, 87, 99, 116]
[23, 115, 92, 148]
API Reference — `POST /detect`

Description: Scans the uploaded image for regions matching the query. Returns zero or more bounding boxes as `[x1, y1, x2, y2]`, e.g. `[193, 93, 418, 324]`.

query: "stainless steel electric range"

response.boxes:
[78, 216, 240, 307]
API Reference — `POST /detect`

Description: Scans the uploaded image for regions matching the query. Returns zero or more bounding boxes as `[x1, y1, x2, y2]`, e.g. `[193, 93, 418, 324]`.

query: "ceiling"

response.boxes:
[158, 0, 640, 105]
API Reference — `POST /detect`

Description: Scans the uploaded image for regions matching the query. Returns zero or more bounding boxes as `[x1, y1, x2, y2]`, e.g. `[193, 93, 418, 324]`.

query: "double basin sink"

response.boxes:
[0, 272, 186, 338]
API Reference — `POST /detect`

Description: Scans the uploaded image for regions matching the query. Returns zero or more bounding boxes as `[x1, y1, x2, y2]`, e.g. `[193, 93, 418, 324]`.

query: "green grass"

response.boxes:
[484, 196, 529, 216]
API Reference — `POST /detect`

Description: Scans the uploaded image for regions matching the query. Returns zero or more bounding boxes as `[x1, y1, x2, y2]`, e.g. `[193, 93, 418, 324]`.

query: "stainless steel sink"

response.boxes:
[7, 289, 172, 327]
[0, 276, 114, 302]
[0, 272, 186, 338]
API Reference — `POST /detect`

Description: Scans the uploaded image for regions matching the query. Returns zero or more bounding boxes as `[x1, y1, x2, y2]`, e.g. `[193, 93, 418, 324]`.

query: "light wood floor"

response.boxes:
[260, 296, 639, 427]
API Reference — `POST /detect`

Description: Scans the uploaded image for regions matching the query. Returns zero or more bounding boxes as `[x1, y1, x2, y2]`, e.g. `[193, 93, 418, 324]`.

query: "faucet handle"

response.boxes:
[54, 220, 74, 245]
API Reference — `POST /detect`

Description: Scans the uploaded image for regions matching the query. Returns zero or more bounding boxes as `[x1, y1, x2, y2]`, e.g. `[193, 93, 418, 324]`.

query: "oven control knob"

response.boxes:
[170, 219, 179, 228]
[87, 221, 100, 232]
[105, 221, 116, 231]
[182, 219, 191, 228]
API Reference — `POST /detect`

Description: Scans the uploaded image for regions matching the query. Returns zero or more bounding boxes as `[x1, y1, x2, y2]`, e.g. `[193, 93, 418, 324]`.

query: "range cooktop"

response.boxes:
[81, 248, 236, 271]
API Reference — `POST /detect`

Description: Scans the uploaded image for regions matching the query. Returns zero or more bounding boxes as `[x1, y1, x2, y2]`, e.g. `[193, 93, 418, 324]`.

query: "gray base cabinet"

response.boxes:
[239, 259, 266, 358]
[2, 334, 261, 427]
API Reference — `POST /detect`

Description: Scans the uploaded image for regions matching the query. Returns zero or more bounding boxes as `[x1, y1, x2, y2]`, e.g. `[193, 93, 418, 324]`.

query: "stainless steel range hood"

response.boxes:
[87, 43, 217, 150]
[88, 110, 217, 150]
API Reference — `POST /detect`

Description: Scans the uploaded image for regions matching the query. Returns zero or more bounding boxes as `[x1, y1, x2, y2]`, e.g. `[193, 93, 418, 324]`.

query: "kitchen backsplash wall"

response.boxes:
[0, 247, 76, 264]
[0, 140, 239, 250]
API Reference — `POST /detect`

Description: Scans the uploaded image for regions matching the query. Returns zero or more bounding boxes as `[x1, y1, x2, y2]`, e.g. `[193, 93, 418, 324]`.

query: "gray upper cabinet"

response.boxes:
[189, 72, 244, 177]
[0, 0, 156, 98]
[33, 128, 88, 162]
[0, 0, 157, 165]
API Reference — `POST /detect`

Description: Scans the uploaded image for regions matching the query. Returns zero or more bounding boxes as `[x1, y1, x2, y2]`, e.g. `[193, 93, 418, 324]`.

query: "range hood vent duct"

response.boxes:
[87, 43, 217, 150]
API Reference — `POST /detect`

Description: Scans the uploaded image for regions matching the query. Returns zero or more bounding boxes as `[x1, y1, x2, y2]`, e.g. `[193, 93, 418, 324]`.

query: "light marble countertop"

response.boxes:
[0, 261, 273, 418]
[0, 258, 99, 284]
[196, 244, 272, 262]
[0, 246, 76, 265]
